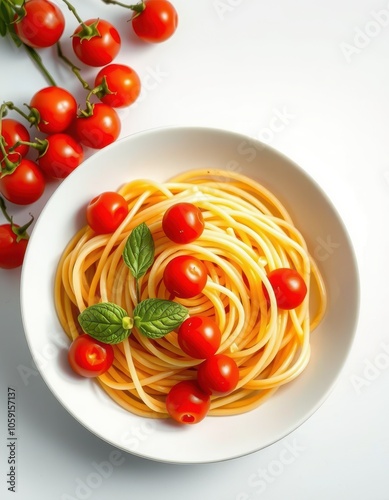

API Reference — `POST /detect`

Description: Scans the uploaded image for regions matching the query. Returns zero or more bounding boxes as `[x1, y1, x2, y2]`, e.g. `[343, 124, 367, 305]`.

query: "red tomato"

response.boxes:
[177, 316, 221, 359]
[72, 19, 121, 67]
[0, 159, 45, 205]
[75, 103, 121, 149]
[163, 255, 207, 298]
[68, 334, 114, 377]
[0, 224, 29, 269]
[162, 202, 204, 244]
[197, 354, 239, 395]
[13, 0, 65, 48]
[29, 87, 77, 134]
[165, 380, 210, 424]
[37, 133, 84, 179]
[86, 191, 129, 234]
[264, 268, 307, 310]
[1, 119, 30, 164]
[132, 0, 178, 43]
[94, 64, 141, 108]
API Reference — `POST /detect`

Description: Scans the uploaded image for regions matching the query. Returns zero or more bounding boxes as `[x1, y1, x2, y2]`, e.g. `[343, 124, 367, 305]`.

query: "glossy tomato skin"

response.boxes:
[197, 354, 239, 396]
[177, 316, 221, 359]
[29, 87, 77, 134]
[68, 334, 114, 378]
[86, 191, 129, 234]
[38, 133, 84, 179]
[0, 224, 28, 269]
[72, 19, 121, 67]
[1, 119, 30, 164]
[162, 202, 204, 244]
[166, 380, 210, 424]
[132, 0, 178, 43]
[13, 0, 65, 48]
[265, 268, 307, 310]
[0, 159, 45, 205]
[163, 255, 208, 298]
[75, 103, 121, 149]
[95, 64, 141, 108]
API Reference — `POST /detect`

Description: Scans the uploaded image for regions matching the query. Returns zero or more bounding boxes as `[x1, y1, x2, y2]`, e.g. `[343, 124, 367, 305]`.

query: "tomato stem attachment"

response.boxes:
[10, 138, 48, 159]
[4, 101, 43, 132]
[101, 0, 146, 15]
[61, 0, 102, 40]
[0, 196, 34, 242]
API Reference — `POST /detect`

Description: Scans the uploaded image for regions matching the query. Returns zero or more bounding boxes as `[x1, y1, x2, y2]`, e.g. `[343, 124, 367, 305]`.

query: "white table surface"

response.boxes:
[1, 1, 388, 499]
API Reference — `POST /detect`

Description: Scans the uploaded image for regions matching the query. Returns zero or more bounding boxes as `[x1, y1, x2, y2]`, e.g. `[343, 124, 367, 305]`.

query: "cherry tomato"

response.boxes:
[163, 255, 207, 298]
[0, 224, 29, 269]
[1, 119, 30, 164]
[165, 380, 210, 424]
[75, 103, 121, 149]
[94, 64, 141, 108]
[197, 354, 239, 396]
[177, 316, 221, 359]
[72, 19, 121, 67]
[132, 0, 178, 43]
[0, 159, 45, 205]
[86, 191, 129, 234]
[37, 133, 84, 179]
[0, 197, 33, 269]
[68, 334, 114, 378]
[264, 268, 307, 310]
[29, 87, 77, 134]
[162, 202, 204, 244]
[13, 0, 65, 48]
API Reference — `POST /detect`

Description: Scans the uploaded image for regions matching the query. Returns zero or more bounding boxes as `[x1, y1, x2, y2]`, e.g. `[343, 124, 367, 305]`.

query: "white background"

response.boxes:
[1, 0, 388, 499]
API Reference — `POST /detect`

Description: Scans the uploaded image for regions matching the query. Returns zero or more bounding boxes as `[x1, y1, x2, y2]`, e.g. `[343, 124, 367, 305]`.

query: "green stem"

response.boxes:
[22, 44, 57, 86]
[57, 42, 91, 90]
[4, 101, 30, 122]
[61, 0, 84, 24]
[101, 0, 145, 13]
[0, 195, 34, 240]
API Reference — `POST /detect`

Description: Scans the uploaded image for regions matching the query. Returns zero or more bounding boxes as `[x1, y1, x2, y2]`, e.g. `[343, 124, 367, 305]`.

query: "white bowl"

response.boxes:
[20, 126, 359, 463]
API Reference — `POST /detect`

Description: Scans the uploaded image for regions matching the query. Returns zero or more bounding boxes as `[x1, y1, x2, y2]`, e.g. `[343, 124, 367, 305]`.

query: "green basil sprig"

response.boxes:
[78, 300, 188, 343]
[123, 222, 155, 303]
[78, 222, 188, 343]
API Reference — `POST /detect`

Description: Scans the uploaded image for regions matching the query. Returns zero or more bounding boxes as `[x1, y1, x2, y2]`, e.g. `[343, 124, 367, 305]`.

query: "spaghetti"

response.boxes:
[54, 169, 326, 418]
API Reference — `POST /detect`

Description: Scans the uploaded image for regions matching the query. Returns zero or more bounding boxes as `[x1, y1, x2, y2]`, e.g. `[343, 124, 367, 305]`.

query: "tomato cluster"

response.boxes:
[0, 0, 179, 268]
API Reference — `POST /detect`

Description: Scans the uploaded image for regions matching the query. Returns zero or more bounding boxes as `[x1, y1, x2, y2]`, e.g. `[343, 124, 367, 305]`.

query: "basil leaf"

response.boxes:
[123, 222, 155, 279]
[78, 302, 133, 344]
[133, 299, 188, 339]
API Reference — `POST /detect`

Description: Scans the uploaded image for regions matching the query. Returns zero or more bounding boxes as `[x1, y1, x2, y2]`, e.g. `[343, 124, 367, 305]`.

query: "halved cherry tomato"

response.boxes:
[177, 316, 221, 359]
[13, 0, 65, 48]
[95, 64, 141, 108]
[132, 0, 178, 43]
[37, 133, 84, 179]
[0, 158, 45, 205]
[197, 354, 239, 395]
[163, 255, 207, 298]
[165, 380, 210, 424]
[264, 268, 307, 310]
[29, 87, 77, 134]
[75, 103, 121, 149]
[86, 191, 129, 234]
[1, 119, 30, 164]
[72, 19, 121, 67]
[162, 202, 204, 244]
[68, 334, 114, 377]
